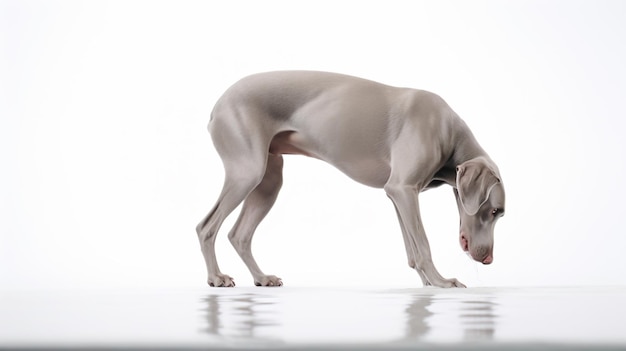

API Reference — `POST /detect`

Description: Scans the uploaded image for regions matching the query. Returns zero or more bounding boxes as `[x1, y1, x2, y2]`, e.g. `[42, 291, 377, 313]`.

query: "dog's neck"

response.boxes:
[452, 124, 490, 165]
[430, 127, 493, 189]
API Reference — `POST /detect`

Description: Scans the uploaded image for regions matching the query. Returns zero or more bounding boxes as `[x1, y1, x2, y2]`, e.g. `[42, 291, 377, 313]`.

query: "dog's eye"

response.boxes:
[492, 208, 504, 217]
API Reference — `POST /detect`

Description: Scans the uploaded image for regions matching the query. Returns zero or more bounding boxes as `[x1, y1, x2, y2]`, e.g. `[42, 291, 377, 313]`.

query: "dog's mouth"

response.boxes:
[460, 232, 493, 264]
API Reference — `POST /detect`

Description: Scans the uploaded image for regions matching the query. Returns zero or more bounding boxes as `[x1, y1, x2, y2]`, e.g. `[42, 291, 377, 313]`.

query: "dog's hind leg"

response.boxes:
[228, 153, 284, 287]
[196, 113, 271, 287]
[196, 162, 267, 287]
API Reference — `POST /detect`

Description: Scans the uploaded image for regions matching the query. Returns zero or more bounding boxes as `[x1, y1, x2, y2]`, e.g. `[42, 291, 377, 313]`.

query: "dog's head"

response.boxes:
[454, 157, 505, 265]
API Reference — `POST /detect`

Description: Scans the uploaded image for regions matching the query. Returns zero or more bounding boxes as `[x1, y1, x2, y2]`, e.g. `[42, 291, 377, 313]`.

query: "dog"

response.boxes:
[196, 71, 505, 288]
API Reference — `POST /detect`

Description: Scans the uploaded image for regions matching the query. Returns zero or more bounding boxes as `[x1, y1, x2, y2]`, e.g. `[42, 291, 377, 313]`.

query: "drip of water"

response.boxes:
[471, 257, 483, 285]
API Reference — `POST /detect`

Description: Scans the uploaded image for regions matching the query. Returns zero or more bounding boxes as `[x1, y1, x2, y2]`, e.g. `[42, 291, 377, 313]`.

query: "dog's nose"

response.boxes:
[482, 255, 493, 265]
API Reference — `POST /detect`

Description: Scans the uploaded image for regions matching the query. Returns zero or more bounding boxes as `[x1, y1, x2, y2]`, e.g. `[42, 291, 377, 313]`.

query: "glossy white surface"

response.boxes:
[2, 286, 625, 349]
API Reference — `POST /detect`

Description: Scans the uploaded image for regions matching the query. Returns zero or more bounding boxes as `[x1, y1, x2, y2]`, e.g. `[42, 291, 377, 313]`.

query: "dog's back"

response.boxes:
[211, 71, 393, 123]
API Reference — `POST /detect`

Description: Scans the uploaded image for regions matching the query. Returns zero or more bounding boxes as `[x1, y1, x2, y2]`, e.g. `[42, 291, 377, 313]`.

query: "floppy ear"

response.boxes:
[456, 159, 500, 215]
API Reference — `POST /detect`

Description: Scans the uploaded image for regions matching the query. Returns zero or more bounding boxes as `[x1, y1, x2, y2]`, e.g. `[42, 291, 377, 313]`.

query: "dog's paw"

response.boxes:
[254, 275, 283, 287]
[432, 277, 466, 288]
[208, 274, 235, 287]
[443, 278, 466, 288]
[449, 278, 466, 288]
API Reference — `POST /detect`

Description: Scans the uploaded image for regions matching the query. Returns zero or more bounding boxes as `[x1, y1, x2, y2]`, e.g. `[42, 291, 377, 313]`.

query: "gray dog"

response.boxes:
[197, 71, 505, 288]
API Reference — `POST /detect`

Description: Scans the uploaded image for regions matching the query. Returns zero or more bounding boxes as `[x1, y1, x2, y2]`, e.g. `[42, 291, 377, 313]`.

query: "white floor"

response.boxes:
[2, 286, 626, 350]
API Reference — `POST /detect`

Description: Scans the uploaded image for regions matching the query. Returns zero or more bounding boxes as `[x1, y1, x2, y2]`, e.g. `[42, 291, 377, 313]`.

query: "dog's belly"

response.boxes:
[269, 131, 390, 188]
[335, 160, 391, 188]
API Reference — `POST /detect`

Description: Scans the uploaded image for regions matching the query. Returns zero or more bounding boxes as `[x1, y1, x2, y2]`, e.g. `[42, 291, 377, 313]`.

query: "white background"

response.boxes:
[2, 0, 626, 291]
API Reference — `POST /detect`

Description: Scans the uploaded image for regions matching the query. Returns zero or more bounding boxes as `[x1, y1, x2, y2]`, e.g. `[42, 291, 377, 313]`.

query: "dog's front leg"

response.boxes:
[385, 183, 466, 288]
[390, 203, 432, 286]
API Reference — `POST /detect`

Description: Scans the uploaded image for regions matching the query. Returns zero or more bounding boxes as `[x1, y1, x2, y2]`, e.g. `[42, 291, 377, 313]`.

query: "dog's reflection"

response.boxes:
[403, 292, 496, 342]
[201, 293, 280, 342]
[459, 298, 497, 340]
[404, 293, 434, 339]
[201, 290, 497, 343]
